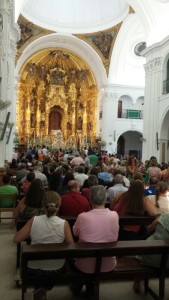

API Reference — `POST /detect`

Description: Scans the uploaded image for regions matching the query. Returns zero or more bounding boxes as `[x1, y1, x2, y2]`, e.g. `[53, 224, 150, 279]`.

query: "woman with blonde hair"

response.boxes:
[126, 156, 138, 181]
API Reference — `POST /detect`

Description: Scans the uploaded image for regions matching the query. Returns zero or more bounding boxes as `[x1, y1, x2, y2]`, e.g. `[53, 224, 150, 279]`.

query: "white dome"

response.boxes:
[16, 0, 129, 34]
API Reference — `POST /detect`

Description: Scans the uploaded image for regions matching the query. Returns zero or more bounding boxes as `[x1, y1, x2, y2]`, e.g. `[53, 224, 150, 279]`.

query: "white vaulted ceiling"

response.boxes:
[15, 0, 129, 33]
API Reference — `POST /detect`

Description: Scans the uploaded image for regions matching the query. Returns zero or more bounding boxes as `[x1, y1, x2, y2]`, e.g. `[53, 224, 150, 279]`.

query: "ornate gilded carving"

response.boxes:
[75, 23, 122, 74]
[17, 48, 98, 147]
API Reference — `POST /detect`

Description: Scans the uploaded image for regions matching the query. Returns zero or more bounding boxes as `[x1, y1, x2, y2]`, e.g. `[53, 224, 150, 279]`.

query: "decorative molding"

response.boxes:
[144, 57, 162, 75]
[10, 39, 17, 58]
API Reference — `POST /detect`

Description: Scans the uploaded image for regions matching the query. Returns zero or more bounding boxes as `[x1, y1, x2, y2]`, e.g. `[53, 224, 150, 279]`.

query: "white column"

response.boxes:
[0, 1, 20, 164]
[142, 56, 162, 162]
[101, 85, 118, 154]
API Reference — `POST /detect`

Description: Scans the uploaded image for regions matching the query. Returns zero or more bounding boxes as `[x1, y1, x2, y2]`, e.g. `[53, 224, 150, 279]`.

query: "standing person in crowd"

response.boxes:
[111, 180, 157, 240]
[13, 178, 45, 219]
[126, 156, 138, 181]
[13, 191, 73, 298]
[59, 180, 91, 217]
[71, 185, 119, 297]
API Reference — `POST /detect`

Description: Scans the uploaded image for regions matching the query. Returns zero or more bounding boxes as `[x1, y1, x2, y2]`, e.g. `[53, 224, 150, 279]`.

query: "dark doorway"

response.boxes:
[49, 110, 62, 131]
[129, 150, 138, 158]
[117, 136, 125, 157]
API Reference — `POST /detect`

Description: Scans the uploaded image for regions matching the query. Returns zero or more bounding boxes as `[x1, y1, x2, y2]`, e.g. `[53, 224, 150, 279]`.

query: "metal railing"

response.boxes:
[119, 109, 143, 119]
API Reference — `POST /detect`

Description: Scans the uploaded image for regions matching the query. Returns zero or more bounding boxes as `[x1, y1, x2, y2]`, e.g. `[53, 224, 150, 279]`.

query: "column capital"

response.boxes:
[103, 91, 118, 102]
[144, 57, 162, 75]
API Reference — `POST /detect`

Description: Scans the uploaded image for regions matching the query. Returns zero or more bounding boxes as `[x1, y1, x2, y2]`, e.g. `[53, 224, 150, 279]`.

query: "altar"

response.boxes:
[51, 129, 64, 149]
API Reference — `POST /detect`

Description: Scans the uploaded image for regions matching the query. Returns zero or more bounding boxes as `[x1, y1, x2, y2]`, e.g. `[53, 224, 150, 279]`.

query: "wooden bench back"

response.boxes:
[0, 193, 17, 221]
[21, 240, 169, 261]
[21, 240, 169, 300]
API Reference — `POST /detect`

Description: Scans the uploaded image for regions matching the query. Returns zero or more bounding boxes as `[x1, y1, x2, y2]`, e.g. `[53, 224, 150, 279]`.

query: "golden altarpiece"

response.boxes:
[17, 49, 98, 148]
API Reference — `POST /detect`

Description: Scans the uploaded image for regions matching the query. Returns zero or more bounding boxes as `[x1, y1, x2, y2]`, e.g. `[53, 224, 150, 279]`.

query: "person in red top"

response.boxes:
[59, 180, 90, 217]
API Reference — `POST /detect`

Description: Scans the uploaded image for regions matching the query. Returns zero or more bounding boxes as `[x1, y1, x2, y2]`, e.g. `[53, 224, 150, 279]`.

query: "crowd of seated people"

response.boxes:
[1, 146, 169, 297]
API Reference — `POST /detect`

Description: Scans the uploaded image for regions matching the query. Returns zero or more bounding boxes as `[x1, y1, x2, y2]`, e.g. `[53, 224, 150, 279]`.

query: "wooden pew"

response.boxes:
[15, 214, 158, 270]
[21, 240, 169, 300]
[0, 193, 18, 222]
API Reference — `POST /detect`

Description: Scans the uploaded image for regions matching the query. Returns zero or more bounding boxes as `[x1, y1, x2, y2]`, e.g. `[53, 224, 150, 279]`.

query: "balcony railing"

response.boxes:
[119, 109, 143, 119]
[163, 79, 169, 94]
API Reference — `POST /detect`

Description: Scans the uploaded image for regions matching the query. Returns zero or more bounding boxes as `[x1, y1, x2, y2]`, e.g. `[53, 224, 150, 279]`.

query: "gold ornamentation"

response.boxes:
[17, 48, 98, 147]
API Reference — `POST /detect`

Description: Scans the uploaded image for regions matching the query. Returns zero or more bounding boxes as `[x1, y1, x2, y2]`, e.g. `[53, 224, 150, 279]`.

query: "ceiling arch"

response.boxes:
[16, 33, 107, 89]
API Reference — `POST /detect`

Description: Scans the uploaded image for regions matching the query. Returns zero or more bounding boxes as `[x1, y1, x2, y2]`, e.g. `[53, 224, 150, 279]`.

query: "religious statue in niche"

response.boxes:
[28, 63, 37, 76]
[39, 64, 47, 80]
[87, 122, 93, 130]
[67, 68, 77, 84]
[79, 103, 83, 109]
[40, 120, 45, 130]
[77, 116, 83, 130]
[67, 122, 72, 130]
[47, 67, 65, 85]
[93, 33, 112, 59]
[52, 129, 64, 149]
[30, 114, 36, 128]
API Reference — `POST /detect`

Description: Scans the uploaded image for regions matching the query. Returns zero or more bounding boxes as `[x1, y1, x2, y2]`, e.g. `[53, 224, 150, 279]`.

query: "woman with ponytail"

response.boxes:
[13, 191, 73, 296]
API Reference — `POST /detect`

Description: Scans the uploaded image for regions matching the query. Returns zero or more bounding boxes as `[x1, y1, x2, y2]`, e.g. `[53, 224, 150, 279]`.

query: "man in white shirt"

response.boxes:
[74, 166, 88, 188]
[106, 174, 128, 202]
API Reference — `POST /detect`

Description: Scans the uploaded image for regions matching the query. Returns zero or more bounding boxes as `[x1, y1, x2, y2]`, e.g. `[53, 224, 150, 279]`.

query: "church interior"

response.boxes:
[1, 1, 169, 299]
[1, 0, 169, 165]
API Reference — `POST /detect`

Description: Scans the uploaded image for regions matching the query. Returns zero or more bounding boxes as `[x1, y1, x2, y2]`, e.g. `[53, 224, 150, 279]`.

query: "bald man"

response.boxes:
[59, 180, 90, 217]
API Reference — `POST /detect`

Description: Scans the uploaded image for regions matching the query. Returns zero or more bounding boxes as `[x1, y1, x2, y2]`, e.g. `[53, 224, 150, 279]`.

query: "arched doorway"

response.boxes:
[117, 131, 142, 159]
[117, 136, 125, 157]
